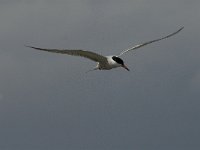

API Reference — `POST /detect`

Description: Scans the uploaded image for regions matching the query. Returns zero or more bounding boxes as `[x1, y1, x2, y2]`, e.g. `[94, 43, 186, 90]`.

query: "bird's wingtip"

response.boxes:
[25, 45, 40, 50]
[179, 26, 184, 31]
[24, 45, 33, 48]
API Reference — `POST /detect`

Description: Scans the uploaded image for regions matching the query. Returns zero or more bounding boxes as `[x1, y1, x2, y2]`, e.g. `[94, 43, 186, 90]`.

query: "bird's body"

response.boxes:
[26, 27, 183, 72]
[96, 56, 128, 70]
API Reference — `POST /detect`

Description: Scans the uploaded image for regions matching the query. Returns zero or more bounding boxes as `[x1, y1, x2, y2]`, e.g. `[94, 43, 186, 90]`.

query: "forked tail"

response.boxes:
[85, 67, 99, 73]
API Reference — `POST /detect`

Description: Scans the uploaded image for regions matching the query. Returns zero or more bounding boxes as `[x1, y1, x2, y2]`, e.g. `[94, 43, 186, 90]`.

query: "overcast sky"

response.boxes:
[0, 0, 200, 150]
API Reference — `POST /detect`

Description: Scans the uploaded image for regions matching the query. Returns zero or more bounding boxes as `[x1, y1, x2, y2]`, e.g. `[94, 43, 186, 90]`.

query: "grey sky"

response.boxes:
[0, 0, 200, 150]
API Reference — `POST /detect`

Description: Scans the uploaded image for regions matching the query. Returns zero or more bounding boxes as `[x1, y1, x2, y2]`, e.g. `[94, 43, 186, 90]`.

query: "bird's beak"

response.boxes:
[122, 64, 130, 71]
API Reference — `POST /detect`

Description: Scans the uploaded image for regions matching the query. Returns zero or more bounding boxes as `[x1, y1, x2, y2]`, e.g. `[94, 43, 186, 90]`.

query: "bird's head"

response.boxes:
[112, 56, 129, 71]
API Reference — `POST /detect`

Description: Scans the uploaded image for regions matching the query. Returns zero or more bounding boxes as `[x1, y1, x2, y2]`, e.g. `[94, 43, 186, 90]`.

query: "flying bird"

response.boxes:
[26, 27, 183, 72]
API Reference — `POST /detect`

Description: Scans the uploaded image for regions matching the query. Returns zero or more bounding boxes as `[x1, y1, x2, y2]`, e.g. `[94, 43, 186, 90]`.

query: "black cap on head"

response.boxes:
[112, 56, 130, 71]
[112, 56, 124, 65]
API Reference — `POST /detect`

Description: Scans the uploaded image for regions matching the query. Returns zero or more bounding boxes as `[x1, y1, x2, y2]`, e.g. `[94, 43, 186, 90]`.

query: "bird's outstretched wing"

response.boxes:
[118, 27, 184, 56]
[26, 46, 107, 63]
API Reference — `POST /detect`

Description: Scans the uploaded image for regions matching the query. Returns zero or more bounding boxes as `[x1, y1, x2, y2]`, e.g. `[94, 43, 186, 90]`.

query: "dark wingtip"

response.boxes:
[25, 45, 42, 51]
[25, 45, 34, 49]
[180, 26, 184, 31]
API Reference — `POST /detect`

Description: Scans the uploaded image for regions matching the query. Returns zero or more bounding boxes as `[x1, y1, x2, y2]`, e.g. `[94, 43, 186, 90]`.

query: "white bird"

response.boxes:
[26, 27, 183, 72]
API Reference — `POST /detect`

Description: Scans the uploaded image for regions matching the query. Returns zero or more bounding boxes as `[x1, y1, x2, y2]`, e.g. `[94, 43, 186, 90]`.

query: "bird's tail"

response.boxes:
[85, 67, 98, 73]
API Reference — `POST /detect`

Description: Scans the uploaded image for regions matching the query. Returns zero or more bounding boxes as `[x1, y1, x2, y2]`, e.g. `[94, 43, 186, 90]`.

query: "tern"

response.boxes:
[26, 27, 183, 72]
